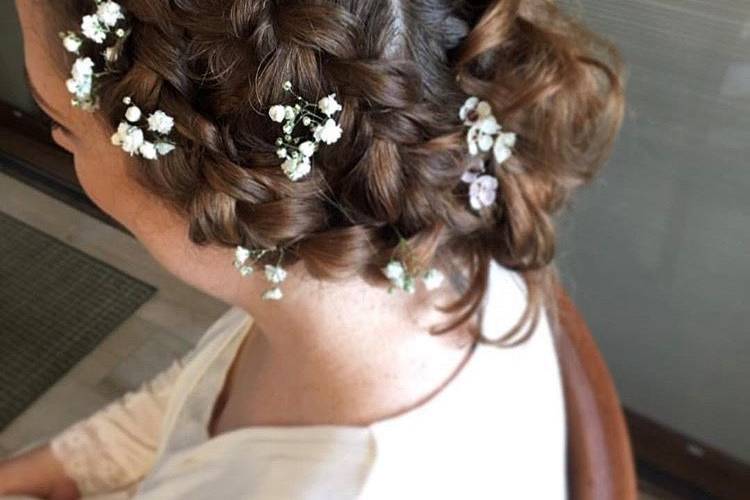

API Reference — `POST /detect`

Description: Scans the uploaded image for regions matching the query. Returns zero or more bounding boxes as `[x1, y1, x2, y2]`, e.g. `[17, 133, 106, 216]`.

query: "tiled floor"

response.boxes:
[0, 169, 229, 458]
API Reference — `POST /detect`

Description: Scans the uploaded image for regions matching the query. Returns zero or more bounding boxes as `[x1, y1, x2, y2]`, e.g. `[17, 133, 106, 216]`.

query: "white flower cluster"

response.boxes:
[458, 96, 518, 211]
[269, 81, 343, 181]
[110, 96, 176, 159]
[234, 246, 289, 300]
[59, 0, 129, 111]
[381, 259, 445, 294]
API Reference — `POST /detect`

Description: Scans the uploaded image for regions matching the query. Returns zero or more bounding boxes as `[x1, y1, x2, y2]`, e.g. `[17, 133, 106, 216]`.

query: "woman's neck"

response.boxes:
[221, 266, 480, 428]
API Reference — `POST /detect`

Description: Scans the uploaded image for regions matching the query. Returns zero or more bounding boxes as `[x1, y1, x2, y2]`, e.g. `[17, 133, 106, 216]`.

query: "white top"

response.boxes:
[49, 260, 567, 499]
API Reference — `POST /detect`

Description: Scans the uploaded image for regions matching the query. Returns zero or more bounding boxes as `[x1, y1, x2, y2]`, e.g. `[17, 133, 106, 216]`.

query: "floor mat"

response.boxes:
[0, 210, 156, 431]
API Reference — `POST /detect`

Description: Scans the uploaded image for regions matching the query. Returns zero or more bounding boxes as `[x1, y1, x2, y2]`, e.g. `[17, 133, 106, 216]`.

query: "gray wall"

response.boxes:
[0, 2, 35, 114]
[557, 0, 750, 462]
[2, 0, 749, 462]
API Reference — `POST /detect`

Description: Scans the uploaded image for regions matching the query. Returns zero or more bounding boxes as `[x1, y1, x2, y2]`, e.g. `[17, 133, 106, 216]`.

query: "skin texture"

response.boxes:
[11, 0, 477, 460]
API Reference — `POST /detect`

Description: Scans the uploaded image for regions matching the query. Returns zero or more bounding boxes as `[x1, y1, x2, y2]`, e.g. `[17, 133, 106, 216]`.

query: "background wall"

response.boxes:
[0, 2, 34, 114]
[557, 0, 750, 462]
[1, 0, 748, 463]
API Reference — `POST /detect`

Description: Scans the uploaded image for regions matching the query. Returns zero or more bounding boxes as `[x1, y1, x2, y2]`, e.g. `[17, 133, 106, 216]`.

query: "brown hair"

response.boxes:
[48, 0, 626, 345]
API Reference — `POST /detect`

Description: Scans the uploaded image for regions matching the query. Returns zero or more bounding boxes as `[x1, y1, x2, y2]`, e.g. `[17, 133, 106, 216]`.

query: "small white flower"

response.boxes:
[66, 57, 95, 99]
[66, 78, 81, 96]
[234, 246, 250, 266]
[71, 57, 95, 80]
[110, 121, 129, 146]
[478, 115, 500, 135]
[264, 265, 287, 284]
[317, 93, 342, 117]
[476, 101, 493, 119]
[276, 148, 288, 159]
[155, 142, 176, 155]
[383, 260, 406, 281]
[115, 28, 126, 37]
[284, 106, 297, 121]
[469, 174, 499, 210]
[262, 287, 283, 300]
[314, 118, 343, 145]
[459, 97, 494, 125]
[81, 14, 107, 43]
[62, 33, 82, 53]
[268, 105, 286, 123]
[381, 260, 418, 293]
[120, 126, 144, 155]
[125, 105, 142, 123]
[238, 265, 254, 277]
[139, 141, 157, 160]
[96, 1, 125, 28]
[466, 116, 499, 156]
[282, 81, 293, 91]
[459, 96, 479, 123]
[146, 110, 175, 135]
[122, 96, 132, 105]
[422, 268, 445, 290]
[281, 156, 311, 181]
[493, 131, 516, 165]
[298, 141, 315, 157]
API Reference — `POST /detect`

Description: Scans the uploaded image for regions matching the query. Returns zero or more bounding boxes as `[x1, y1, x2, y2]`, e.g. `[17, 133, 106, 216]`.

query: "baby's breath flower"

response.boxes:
[235, 246, 250, 266]
[262, 287, 283, 301]
[139, 141, 157, 160]
[155, 142, 176, 156]
[281, 156, 311, 181]
[125, 105, 142, 123]
[459, 96, 479, 124]
[146, 111, 175, 135]
[298, 141, 315, 157]
[317, 94, 342, 117]
[268, 105, 286, 123]
[119, 125, 144, 155]
[383, 260, 406, 282]
[493, 131, 516, 165]
[382, 259, 416, 294]
[468, 174, 498, 211]
[459, 96, 518, 211]
[264, 264, 288, 284]
[65, 57, 95, 101]
[422, 268, 445, 290]
[284, 106, 297, 121]
[81, 14, 107, 43]
[314, 118, 343, 145]
[269, 81, 343, 181]
[61, 32, 82, 53]
[96, 1, 125, 28]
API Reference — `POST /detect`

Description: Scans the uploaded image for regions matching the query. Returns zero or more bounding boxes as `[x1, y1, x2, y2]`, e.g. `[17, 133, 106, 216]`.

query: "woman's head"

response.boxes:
[16, 0, 625, 344]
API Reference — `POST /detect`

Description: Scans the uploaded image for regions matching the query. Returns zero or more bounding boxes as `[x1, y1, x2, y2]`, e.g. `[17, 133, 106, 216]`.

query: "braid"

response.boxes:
[51, 0, 626, 344]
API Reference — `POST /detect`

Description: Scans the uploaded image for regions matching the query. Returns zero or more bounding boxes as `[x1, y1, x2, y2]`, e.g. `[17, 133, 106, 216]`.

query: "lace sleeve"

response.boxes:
[48, 354, 187, 497]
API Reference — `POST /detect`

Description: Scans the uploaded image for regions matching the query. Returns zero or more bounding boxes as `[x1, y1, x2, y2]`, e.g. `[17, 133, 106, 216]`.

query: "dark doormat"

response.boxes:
[0, 210, 157, 431]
